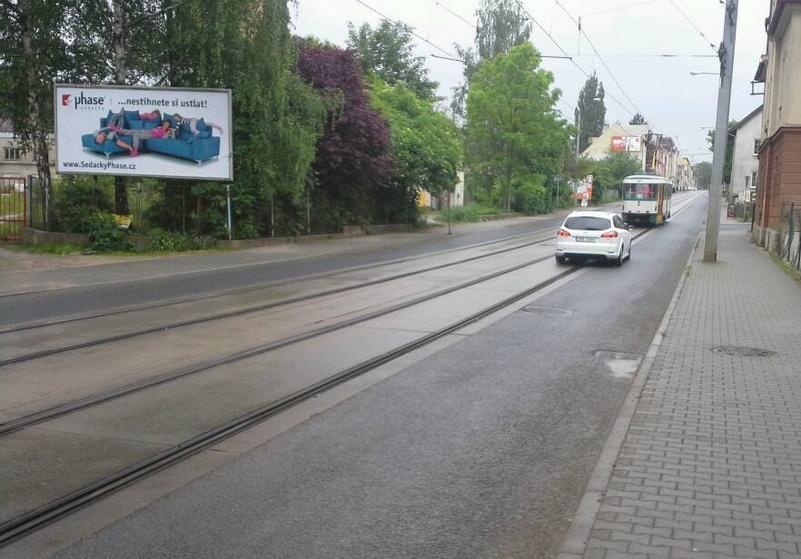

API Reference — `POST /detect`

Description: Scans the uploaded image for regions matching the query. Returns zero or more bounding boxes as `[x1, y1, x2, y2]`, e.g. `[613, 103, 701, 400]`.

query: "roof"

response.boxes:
[730, 105, 763, 133]
[0, 118, 13, 134]
[768, 0, 801, 36]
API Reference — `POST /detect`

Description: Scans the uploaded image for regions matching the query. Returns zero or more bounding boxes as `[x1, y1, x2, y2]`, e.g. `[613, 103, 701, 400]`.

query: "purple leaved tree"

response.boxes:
[298, 43, 394, 230]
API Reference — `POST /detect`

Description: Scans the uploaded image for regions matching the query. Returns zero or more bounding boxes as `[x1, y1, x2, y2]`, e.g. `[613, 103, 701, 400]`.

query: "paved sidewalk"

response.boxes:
[561, 221, 801, 558]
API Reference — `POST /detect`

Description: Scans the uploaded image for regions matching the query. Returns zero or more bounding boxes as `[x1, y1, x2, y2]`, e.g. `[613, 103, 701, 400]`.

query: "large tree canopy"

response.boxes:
[465, 42, 569, 213]
[346, 20, 438, 101]
[298, 43, 393, 230]
[451, 0, 532, 120]
[369, 77, 461, 217]
[575, 73, 606, 155]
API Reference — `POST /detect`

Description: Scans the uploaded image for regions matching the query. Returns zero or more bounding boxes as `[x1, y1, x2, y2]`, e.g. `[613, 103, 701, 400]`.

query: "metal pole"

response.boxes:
[447, 190, 451, 235]
[556, 178, 560, 212]
[576, 109, 581, 161]
[226, 184, 232, 240]
[704, 0, 738, 262]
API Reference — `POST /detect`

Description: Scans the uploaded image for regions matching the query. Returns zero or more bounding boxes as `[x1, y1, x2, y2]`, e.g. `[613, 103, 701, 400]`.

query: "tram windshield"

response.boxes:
[624, 183, 659, 200]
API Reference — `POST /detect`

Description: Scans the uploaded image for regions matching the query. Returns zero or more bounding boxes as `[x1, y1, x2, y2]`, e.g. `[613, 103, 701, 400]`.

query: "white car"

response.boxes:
[555, 210, 633, 266]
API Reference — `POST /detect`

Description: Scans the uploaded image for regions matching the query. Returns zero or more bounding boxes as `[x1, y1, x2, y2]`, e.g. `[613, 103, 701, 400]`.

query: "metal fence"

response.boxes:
[778, 203, 801, 271]
[0, 176, 28, 240]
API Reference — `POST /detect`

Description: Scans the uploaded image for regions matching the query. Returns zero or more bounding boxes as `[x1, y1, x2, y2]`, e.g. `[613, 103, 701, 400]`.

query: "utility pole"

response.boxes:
[704, 0, 738, 262]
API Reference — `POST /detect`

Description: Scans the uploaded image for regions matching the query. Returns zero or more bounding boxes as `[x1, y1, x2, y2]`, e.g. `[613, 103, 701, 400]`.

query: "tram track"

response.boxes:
[0, 252, 579, 547]
[0, 231, 555, 368]
[0, 201, 703, 547]
[0, 251, 557, 436]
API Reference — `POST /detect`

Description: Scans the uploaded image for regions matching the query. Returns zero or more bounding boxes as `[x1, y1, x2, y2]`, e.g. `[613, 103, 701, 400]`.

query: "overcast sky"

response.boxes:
[291, 0, 766, 164]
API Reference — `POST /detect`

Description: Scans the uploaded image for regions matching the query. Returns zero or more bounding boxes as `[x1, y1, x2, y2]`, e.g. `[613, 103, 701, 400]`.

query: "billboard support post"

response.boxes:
[226, 184, 232, 241]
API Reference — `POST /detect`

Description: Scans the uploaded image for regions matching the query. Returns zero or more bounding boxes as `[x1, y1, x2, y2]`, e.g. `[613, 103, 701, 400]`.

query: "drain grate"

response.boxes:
[712, 346, 776, 357]
[521, 306, 574, 316]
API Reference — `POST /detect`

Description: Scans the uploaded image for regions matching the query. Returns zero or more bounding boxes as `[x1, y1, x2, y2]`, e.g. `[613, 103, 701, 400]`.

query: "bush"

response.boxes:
[146, 228, 214, 252]
[53, 177, 114, 234]
[436, 204, 498, 223]
[87, 212, 132, 252]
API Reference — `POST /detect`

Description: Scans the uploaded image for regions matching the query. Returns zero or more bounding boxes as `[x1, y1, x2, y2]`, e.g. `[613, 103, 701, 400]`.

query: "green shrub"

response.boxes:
[87, 212, 132, 252]
[436, 204, 500, 223]
[146, 228, 213, 252]
[53, 177, 114, 234]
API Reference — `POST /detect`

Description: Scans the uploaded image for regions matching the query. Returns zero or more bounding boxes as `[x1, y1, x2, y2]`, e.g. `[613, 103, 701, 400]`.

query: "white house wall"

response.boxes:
[732, 112, 762, 203]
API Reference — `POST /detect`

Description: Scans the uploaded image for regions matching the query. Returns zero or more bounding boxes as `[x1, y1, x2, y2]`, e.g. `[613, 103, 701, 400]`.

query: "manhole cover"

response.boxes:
[712, 346, 776, 357]
[521, 306, 574, 316]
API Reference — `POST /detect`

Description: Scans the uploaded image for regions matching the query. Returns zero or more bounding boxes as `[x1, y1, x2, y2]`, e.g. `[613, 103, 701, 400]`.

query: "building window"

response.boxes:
[745, 176, 750, 187]
[3, 147, 23, 161]
[753, 139, 761, 155]
[751, 171, 758, 186]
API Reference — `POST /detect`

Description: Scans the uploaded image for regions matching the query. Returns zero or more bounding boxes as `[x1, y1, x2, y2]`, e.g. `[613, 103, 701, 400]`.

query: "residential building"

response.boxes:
[582, 123, 682, 187]
[753, 0, 801, 250]
[649, 135, 678, 183]
[729, 105, 763, 204]
[0, 118, 55, 189]
[581, 123, 650, 170]
[676, 157, 694, 191]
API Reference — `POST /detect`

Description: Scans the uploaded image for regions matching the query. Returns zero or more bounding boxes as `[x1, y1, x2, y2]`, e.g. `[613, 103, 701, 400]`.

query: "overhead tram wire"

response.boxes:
[576, 0, 662, 18]
[511, 0, 635, 120]
[434, 1, 474, 29]
[666, 0, 719, 53]
[553, 0, 641, 118]
[353, 0, 459, 60]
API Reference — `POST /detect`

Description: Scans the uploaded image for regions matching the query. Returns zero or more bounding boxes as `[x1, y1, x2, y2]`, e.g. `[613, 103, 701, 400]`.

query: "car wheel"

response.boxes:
[555, 254, 566, 265]
[614, 247, 624, 267]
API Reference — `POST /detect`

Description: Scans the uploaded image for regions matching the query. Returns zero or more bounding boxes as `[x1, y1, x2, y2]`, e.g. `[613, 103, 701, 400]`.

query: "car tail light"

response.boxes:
[557, 229, 571, 237]
[600, 231, 618, 238]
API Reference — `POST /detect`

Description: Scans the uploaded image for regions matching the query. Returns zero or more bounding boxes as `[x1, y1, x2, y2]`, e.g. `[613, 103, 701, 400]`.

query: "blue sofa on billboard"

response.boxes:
[81, 109, 221, 165]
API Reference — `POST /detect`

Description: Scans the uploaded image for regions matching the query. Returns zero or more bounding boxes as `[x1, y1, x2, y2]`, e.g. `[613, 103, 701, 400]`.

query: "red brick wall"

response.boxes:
[756, 126, 801, 235]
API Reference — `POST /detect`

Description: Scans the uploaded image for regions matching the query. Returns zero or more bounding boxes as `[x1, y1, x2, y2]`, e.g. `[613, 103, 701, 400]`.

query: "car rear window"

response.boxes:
[563, 216, 611, 231]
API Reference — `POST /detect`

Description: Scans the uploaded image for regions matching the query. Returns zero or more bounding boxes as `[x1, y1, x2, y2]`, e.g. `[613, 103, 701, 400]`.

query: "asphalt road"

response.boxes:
[0, 214, 566, 326]
[38, 197, 707, 559]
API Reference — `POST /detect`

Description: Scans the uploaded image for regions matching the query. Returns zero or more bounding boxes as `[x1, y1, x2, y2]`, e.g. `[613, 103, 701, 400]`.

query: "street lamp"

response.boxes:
[576, 96, 603, 160]
[690, 71, 720, 76]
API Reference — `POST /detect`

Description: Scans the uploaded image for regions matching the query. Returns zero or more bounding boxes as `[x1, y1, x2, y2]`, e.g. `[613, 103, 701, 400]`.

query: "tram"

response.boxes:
[621, 174, 673, 226]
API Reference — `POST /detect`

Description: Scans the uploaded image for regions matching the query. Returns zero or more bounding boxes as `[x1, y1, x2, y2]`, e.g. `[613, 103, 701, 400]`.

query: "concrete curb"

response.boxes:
[557, 231, 703, 558]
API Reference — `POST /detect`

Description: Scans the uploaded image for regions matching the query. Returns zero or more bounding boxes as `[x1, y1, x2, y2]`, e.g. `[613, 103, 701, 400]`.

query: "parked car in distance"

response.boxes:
[555, 210, 633, 266]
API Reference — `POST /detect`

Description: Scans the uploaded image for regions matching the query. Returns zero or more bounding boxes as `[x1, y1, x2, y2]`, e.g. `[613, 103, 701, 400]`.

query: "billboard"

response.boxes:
[611, 135, 642, 152]
[55, 85, 232, 181]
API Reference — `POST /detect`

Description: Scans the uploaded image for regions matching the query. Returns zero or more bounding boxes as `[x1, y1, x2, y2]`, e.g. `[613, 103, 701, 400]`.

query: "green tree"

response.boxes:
[1, 0, 72, 227]
[578, 151, 643, 202]
[694, 161, 712, 189]
[153, 0, 326, 238]
[465, 42, 570, 212]
[369, 77, 462, 222]
[346, 20, 438, 101]
[63, 0, 166, 214]
[706, 121, 737, 186]
[629, 112, 646, 125]
[575, 73, 606, 155]
[451, 0, 532, 120]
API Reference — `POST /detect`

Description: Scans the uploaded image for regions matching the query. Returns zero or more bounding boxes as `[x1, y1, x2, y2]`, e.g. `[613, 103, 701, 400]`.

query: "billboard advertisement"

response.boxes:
[55, 85, 232, 181]
[611, 135, 642, 152]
